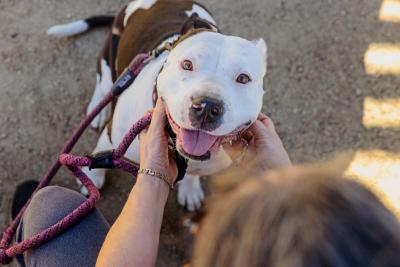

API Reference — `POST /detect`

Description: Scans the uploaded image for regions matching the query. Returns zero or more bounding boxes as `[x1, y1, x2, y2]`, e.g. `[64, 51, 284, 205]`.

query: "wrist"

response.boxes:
[138, 166, 174, 189]
[136, 173, 170, 201]
[141, 160, 166, 174]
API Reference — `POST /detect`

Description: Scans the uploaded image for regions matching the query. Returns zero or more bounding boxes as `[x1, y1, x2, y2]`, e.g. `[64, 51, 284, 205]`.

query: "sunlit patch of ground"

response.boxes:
[364, 43, 400, 75]
[363, 97, 400, 128]
[345, 150, 400, 218]
[380, 0, 400, 22]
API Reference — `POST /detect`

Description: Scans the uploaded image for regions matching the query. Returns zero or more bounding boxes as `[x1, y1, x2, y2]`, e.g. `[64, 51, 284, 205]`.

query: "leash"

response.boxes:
[0, 21, 220, 263]
[0, 49, 177, 264]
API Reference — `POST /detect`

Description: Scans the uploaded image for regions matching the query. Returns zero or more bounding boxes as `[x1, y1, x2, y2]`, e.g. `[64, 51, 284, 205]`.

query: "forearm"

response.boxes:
[96, 175, 169, 267]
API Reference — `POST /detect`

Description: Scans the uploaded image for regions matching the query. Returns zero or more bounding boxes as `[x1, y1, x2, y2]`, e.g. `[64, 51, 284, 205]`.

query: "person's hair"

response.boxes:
[192, 164, 400, 267]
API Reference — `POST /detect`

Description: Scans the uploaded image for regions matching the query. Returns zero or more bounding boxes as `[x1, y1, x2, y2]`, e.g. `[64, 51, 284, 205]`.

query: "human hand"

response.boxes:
[223, 113, 291, 173]
[139, 99, 178, 184]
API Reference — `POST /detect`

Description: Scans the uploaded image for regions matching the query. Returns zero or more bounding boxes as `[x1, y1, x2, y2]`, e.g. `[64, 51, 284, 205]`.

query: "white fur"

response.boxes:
[111, 53, 167, 161]
[47, 20, 89, 37]
[185, 4, 217, 25]
[81, 52, 167, 195]
[85, 32, 267, 209]
[87, 59, 113, 129]
[177, 175, 204, 211]
[253, 38, 268, 71]
[124, 0, 158, 26]
[157, 32, 266, 137]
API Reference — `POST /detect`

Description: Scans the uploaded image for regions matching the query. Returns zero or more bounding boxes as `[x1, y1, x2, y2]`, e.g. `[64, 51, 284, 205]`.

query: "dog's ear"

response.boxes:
[252, 38, 268, 63]
[181, 13, 217, 35]
[253, 38, 268, 75]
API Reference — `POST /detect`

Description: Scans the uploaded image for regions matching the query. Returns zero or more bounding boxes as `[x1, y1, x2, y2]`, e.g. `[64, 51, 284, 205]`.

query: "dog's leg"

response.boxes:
[87, 30, 114, 129]
[178, 175, 204, 211]
[87, 58, 113, 129]
[79, 128, 113, 195]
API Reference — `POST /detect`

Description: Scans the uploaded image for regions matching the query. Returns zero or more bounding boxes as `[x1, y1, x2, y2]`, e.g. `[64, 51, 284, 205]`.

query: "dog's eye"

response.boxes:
[181, 60, 193, 71]
[236, 73, 251, 84]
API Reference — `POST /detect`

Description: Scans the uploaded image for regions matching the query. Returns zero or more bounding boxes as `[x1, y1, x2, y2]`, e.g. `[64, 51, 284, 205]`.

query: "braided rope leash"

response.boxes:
[0, 53, 152, 265]
[59, 112, 152, 177]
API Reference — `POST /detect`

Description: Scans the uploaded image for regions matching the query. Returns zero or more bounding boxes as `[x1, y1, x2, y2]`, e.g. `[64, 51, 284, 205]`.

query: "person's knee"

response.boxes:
[24, 186, 86, 234]
[32, 185, 85, 204]
[29, 185, 86, 211]
[20, 186, 109, 267]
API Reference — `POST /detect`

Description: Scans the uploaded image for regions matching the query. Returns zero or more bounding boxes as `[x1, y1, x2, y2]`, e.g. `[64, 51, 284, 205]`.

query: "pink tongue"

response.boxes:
[180, 129, 218, 156]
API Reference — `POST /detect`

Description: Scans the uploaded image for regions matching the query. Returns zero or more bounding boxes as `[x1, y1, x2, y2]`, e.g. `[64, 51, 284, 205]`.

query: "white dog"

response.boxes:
[48, 0, 267, 211]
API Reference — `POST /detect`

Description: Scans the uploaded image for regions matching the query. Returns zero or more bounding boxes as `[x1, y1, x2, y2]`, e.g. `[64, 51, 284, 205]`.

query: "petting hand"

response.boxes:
[139, 99, 178, 184]
[223, 113, 291, 173]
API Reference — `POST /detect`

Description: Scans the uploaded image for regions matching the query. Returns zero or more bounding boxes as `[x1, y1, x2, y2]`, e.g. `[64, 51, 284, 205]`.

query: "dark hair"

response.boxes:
[193, 166, 400, 267]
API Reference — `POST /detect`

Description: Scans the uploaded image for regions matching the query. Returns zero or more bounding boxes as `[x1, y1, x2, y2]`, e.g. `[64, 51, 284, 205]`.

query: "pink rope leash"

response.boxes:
[0, 53, 151, 265]
[59, 112, 152, 176]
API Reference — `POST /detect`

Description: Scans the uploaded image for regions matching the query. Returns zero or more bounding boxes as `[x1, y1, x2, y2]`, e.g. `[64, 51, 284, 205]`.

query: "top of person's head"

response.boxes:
[192, 161, 400, 267]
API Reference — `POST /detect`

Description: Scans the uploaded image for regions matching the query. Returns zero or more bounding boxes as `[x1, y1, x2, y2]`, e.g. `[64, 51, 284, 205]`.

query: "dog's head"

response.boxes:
[157, 29, 267, 161]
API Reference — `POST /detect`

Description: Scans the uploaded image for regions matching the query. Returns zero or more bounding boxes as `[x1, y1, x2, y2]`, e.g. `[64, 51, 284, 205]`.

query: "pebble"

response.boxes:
[296, 65, 304, 73]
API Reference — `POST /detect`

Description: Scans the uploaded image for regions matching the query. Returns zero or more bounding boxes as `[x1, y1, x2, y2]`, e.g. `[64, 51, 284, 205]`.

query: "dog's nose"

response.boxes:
[189, 96, 224, 131]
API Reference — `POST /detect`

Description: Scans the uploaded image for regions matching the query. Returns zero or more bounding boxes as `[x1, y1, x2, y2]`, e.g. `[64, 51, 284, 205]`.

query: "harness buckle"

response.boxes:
[87, 150, 115, 170]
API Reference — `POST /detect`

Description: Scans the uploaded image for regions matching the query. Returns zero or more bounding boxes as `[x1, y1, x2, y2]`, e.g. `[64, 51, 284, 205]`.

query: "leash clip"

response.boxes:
[87, 150, 115, 170]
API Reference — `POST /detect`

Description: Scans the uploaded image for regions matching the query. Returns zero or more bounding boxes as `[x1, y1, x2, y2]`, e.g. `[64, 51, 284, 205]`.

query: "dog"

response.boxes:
[47, 0, 267, 211]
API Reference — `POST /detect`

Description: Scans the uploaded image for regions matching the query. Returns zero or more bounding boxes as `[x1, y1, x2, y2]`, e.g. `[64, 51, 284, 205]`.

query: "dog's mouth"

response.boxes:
[166, 112, 240, 161]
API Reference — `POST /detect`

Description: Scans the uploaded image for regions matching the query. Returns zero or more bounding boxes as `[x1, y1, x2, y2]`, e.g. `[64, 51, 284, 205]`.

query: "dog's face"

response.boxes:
[157, 31, 267, 161]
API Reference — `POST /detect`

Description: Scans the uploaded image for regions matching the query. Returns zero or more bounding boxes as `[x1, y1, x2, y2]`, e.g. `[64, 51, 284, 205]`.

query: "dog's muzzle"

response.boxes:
[167, 111, 248, 161]
[189, 96, 225, 132]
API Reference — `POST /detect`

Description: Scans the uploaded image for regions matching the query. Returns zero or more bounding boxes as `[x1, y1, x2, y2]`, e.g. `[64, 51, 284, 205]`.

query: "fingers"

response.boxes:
[248, 120, 267, 139]
[223, 139, 246, 159]
[257, 112, 275, 130]
[241, 129, 254, 143]
[257, 112, 268, 121]
[239, 113, 277, 146]
[148, 99, 168, 136]
[246, 113, 276, 138]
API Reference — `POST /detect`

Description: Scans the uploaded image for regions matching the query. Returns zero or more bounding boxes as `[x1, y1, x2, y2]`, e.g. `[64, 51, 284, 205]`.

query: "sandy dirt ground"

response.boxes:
[0, 0, 399, 266]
